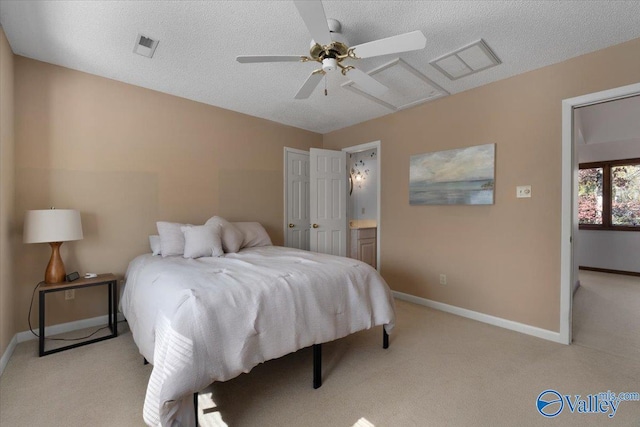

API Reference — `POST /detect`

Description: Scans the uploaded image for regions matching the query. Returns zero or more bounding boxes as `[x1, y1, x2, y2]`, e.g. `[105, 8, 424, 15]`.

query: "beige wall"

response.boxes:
[324, 38, 640, 332]
[6, 35, 640, 340]
[14, 57, 322, 329]
[0, 27, 15, 357]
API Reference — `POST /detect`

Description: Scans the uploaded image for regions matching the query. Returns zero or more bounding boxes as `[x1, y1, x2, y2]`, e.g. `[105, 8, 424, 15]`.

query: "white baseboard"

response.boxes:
[0, 334, 18, 377]
[16, 312, 125, 343]
[0, 313, 125, 378]
[3, 294, 564, 376]
[392, 291, 564, 344]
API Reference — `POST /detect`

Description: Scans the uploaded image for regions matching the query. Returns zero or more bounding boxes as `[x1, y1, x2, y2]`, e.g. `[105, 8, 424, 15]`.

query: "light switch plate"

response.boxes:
[517, 185, 532, 198]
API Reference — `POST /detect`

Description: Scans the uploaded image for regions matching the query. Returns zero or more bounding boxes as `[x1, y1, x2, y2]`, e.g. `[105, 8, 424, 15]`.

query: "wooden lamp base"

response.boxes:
[45, 242, 66, 284]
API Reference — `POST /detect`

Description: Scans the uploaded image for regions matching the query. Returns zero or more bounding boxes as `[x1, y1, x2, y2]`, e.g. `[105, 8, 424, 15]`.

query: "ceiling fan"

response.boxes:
[236, 1, 427, 99]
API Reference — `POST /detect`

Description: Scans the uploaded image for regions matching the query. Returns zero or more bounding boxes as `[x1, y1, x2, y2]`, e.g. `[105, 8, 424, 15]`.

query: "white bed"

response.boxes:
[121, 245, 396, 426]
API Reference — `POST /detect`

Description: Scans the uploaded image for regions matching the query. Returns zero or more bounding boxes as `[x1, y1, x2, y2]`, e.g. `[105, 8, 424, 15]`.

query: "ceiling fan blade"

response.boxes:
[236, 55, 305, 63]
[345, 68, 388, 97]
[350, 30, 427, 59]
[295, 72, 324, 99]
[293, 0, 332, 46]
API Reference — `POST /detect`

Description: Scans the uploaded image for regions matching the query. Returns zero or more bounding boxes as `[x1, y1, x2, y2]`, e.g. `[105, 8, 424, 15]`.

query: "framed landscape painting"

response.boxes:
[410, 143, 495, 205]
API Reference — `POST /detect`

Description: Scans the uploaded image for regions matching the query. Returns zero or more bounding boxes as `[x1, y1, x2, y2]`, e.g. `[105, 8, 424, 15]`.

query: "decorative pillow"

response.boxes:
[204, 216, 243, 253]
[181, 224, 224, 259]
[156, 222, 188, 257]
[232, 222, 273, 248]
[149, 235, 161, 256]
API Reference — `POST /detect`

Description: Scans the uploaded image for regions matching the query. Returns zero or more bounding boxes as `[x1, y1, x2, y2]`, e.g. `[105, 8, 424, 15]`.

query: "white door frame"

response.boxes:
[560, 82, 640, 345]
[343, 140, 381, 271]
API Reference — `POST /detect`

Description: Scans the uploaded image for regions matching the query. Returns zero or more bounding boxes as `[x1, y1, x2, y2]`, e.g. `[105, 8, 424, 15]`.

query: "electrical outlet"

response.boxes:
[439, 274, 447, 285]
[64, 289, 75, 300]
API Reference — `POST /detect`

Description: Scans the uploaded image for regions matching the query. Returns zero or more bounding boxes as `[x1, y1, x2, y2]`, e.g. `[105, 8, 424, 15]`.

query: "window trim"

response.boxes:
[578, 157, 640, 232]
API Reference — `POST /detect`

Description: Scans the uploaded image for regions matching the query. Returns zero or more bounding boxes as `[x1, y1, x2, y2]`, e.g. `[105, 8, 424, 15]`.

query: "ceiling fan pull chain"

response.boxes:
[324, 75, 328, 96]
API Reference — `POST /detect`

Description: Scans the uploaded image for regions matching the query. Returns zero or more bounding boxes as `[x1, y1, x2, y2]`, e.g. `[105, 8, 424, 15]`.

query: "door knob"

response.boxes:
[288, 223, 295, 228]
[312, 224, 319, 228]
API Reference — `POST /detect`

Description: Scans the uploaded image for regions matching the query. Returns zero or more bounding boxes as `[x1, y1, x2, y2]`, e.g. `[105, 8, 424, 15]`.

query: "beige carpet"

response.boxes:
[1, 299, 639, 426]
[573, 270, 640, 360]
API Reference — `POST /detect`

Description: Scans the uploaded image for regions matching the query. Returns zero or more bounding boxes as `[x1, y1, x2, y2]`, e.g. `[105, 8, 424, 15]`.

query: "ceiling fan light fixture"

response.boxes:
[322, 58, 338, 72]
[238, 1, 429, 101]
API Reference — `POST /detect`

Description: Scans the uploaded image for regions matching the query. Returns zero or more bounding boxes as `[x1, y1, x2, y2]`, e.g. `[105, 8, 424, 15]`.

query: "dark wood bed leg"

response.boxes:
[383, 328, 389, 349]
[143, 357, 149, 365]
[194, 392, 198, 425]
[313, 343, 322, 389]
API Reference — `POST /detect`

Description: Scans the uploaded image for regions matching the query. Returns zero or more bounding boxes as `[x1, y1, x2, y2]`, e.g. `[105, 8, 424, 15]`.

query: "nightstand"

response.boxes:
[39, 273, 118, 356]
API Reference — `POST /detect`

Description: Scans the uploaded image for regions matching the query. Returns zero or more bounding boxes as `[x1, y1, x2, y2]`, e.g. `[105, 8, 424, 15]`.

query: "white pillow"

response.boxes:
[156, 222, 188, 257]
[232, 222, 273, 248]
[181, 224, 224, 259]
[204, 216, 243, 253]
[149, 235, 161, 256]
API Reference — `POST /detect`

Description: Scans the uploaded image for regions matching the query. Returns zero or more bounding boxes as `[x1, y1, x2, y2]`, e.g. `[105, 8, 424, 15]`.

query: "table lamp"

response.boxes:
[23, 208, 84, 284]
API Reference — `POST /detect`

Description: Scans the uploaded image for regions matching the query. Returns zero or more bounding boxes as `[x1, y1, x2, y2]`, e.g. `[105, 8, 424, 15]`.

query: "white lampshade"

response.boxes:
[23, 209, 84, 244]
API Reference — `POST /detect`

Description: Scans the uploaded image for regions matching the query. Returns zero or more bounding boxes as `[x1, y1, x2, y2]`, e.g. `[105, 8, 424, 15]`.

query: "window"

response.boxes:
[578, 158, 640, 231]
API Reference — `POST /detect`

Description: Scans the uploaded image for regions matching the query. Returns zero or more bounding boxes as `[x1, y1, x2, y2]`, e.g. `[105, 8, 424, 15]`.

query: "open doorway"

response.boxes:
[283, 142, 381, 270]
[560, 82, 640, 345]
[571, 95, 640, 359]
[343, 141, 381, 271]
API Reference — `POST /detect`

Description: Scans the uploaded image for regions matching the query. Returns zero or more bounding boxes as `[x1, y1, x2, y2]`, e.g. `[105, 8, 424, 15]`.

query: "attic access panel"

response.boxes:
[341, 58, 449, 111]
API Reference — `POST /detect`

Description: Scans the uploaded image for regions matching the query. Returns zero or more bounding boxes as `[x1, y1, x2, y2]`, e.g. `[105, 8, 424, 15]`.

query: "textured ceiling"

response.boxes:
[1, 1, 640, 134]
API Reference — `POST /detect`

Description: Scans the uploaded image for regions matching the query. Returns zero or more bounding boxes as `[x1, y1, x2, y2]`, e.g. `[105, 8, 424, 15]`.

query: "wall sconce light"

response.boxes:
[23, 208, 84, 284]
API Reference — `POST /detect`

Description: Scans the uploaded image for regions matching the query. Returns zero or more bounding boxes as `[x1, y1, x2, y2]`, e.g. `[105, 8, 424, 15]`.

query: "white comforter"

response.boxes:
[120, 246, 396, 427]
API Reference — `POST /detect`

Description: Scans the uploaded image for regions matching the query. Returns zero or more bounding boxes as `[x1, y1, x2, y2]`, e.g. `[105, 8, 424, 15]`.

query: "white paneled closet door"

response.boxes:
[309, 148, 347, 256]
[285, 149, 310, 250]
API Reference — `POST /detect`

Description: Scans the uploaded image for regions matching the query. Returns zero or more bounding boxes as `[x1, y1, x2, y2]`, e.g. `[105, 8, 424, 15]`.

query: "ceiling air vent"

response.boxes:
[133, 33, 159, 58]
[430, 39, 500, 80]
